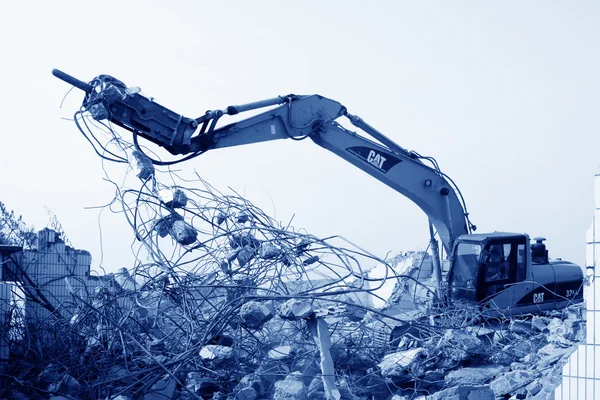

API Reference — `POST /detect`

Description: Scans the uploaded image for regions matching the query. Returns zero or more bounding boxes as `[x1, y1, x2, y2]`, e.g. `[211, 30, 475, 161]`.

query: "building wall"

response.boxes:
[555, 173, 600, 399]
[6, 229, 92, 322]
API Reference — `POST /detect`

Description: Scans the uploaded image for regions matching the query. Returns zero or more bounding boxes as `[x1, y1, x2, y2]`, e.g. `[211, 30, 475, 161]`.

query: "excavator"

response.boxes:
[52, 69, 584, 318]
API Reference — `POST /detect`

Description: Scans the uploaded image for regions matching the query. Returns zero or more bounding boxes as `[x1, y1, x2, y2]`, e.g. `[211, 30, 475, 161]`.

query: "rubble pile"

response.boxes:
[0, 118, 584, 399]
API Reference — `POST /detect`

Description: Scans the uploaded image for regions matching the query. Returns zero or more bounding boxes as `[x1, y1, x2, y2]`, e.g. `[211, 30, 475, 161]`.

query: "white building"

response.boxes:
[555, 172, 600, 399]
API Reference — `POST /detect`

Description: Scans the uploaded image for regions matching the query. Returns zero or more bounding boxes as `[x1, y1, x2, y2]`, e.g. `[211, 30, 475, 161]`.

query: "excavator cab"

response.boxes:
[447, 233, 527, 304]
[447, 232, 583, 316]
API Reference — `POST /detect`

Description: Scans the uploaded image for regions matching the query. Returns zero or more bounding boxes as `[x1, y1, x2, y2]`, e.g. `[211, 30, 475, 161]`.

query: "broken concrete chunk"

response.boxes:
[503, 340, 535, 360]
[215, 210, 228, 225]
[153, 213, 183, 238]
[230, 232, 260, 249]
[546, 316, 581, 346]
[237, 245, 257, 267]
[236, 211, 251, 223]
[526, 381, 543, 396]
[259, 242, 282, 259]
[129, 149, 154, 181]
[536, 343, 573, 368]
[423, 369, 445, 383]
[234, 374, 264, 399]
[509, 319, 533, 335]
[235, 387, 258, 400]
[199, 345, 233, 361]
[240, 300, 274, 329]
[170, 219, 197, 245]
[295, 237, 312, 254]
[430, 385, 494, 400]
[378, 348, 425, 378]
[158, 187, 188, 209]
[444, 365, 505, 386]
[489, 370, 535, 398]
[439, 329, 483, 354]
[274, 372, 308, 400]
[531, 315, 551, 332]
[114, 267, 138, 291]
[268, 345, 293, 360]
[278, 299, 313, 320]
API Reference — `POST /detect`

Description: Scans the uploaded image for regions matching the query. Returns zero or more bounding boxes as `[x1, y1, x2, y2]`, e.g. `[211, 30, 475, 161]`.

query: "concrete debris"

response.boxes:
[509, 319, 534, 335]
[237, 245, 257, 267]
[199, 345, 233, 361]
[526, 381, 543, 396]
[170, 219, 197, 245]
[240, 300, 275, 329]
[423, 369, 445, 383]
[114, 267, 138, 291]
[153, 213, 183, 237]
[235, 387, 258, 400]
[153, 212, 197, 245]
[531, 315, 551, 332]
[444, 365, 505, 386]
[439, 329, 483, 355]
[158, 187, 188, 209]
[545, 317, 572, 347]
[378, 348, 425, 378]
[430, 385, 494, 400]
[259, 242, 282, 259]
[431, 328, 486, 369]
[129, 149, 155, 181]
[235, 210, 251, 223]
[29, 97, 589, 400]
[490, 370, 535, 398]
[278, 299, 314, 320]
[274, 372, 308, 400]
[233, 374, 263, 400]
[269, 345, 293, 360]
[215, 210, 228, 225]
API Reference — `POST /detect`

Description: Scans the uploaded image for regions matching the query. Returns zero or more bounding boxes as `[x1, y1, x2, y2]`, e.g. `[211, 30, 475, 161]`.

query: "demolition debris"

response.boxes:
[0, 98, 586, 399]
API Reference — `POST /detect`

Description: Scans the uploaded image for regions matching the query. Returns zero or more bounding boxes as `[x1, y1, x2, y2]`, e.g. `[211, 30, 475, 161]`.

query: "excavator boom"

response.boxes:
[51, 69, 472, 255]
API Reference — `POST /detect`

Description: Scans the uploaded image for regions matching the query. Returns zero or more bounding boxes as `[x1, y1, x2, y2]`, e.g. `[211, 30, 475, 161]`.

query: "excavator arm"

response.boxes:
[52, 69, 473, 254]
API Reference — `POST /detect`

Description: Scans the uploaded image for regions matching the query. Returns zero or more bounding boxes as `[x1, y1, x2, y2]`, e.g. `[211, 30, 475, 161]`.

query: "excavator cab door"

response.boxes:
[447, 241, 482, 302]
[480, 241, 515, 300]
[479, 238, 527, 301]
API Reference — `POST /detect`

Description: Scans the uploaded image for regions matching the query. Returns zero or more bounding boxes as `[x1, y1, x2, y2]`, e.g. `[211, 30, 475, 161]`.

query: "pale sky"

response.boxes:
[1, 1, 599, 272]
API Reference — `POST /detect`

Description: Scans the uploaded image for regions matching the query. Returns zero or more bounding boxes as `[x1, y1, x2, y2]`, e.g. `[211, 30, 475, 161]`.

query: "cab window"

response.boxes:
[484, 243, 512, 282]
[450, 242, 481, 288]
